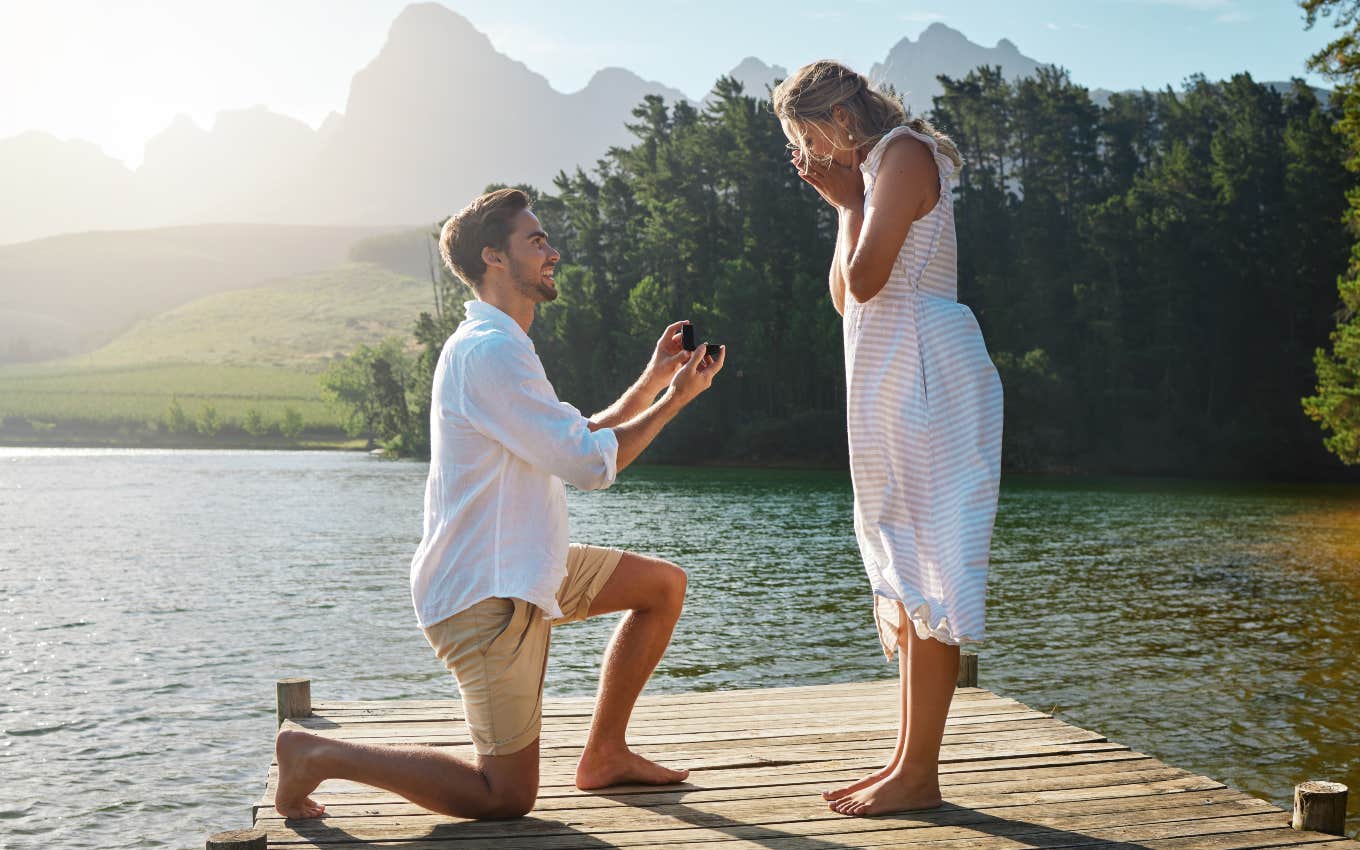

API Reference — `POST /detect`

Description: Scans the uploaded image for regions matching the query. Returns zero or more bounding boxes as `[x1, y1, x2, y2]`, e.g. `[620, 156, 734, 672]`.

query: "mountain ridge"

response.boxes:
[1, 4, 1047, 246]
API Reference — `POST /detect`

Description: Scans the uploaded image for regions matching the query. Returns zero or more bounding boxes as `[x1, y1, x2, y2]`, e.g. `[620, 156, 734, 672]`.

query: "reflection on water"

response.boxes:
[0, 451, 1356, 846]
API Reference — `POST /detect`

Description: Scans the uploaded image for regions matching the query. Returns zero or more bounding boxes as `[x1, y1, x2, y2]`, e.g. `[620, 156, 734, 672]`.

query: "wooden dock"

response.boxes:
[226, 678, 1356, 849]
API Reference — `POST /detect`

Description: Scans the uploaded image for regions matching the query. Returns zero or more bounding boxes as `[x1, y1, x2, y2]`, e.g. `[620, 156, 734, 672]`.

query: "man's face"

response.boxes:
[503, 209, 561, 303]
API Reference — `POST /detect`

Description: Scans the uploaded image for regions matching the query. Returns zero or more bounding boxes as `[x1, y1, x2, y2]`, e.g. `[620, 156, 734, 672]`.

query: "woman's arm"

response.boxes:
[803, 137, 941, 306]
[829, 220, 848, 316]
[839, 138, 940, 304]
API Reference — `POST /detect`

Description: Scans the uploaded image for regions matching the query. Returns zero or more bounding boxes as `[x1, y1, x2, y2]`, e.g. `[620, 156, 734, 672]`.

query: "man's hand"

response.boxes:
[668, 342, 725, 404]
[644, 319, 692, 390]
[609, 339, 726, 472]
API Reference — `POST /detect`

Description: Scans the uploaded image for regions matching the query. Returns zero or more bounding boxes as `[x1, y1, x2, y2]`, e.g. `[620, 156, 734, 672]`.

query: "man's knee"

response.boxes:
[657, 561, 687, 614]
[484, 785, 536, 819]
[473, 746, 539, 819]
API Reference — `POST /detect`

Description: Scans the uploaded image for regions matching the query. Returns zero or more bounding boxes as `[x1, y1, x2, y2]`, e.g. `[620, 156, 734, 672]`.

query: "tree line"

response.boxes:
[325, 66, 1358, 478]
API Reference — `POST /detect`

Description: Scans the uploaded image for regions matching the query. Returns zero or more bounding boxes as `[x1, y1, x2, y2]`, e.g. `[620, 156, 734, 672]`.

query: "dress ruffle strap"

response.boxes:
[861, 124, 956, 190]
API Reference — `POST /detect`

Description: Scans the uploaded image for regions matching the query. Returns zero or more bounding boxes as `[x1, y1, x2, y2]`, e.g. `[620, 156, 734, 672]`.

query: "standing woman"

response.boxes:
[772, 61, 1003, 816]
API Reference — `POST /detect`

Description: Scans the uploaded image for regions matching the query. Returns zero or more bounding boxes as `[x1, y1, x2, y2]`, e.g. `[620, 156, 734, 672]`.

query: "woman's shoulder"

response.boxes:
[866, 131, 944, 203]
[864, 126, 945, 180]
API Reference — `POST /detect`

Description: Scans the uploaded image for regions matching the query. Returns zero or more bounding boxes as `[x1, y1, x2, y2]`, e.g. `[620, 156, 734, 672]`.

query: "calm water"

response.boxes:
[1, 449, 1357, 848]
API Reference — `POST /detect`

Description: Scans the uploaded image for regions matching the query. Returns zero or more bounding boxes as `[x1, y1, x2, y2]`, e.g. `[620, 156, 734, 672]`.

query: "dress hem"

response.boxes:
[873, 592, 982, 660]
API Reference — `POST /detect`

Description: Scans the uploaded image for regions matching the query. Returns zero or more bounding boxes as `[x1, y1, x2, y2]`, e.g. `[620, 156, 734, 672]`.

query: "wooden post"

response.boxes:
[276, 677, 311, 726]
[205, 828, 266, 849]
[957, 651, 978, 688]
[1292, 781, 1348, 835]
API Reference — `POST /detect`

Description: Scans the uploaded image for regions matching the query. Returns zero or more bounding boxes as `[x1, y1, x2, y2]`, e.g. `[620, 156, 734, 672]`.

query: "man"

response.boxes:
[274, 188, 724, 820]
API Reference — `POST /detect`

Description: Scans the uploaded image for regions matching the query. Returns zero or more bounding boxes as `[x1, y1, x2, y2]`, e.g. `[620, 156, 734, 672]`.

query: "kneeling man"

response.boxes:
[274, 188, 724, 820]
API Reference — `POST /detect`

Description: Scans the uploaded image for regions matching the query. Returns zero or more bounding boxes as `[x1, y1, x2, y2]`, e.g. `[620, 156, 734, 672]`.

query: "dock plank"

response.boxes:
[239, 681, 1357, 849]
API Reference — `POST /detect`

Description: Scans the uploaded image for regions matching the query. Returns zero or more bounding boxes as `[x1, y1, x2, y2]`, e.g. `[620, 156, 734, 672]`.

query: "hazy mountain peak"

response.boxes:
[919, 22, 970, 44]
[871, 25, 1042, 114]
[718, 57, 789, 100]
[389, 2, 488, 49]
[210, 105, 313, 136]
[582, 66, 653, 93]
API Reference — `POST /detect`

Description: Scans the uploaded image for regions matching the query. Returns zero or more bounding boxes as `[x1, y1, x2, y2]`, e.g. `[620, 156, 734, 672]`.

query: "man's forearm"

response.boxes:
[610, 390, 686, 471]
[589, 369, 666, 430]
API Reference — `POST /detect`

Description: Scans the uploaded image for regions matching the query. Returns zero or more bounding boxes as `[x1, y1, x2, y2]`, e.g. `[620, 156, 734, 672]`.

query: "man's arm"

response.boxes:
[589, 320, 688, 430]
[461, 339, 621, 491]
[588, 369, 667, 431]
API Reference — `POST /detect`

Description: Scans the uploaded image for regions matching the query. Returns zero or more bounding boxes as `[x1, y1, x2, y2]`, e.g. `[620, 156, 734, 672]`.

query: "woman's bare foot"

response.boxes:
[822, 762, 898, 801]
[274, 729, 328, 819]
[828, 766, 942, 817]
[575, 746, 689, 790]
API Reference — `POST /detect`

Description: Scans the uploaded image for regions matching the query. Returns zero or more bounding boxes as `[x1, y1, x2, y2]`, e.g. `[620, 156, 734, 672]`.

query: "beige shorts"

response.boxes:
[422, 544, 624, 756]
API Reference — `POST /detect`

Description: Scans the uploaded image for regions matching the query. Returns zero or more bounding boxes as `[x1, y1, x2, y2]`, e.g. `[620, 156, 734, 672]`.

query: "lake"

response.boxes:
[1, 449, 1356, 847]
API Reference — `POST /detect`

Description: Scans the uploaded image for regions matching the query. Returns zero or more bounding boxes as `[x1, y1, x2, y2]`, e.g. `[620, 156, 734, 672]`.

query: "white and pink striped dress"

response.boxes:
[844, 124, 1004, 656]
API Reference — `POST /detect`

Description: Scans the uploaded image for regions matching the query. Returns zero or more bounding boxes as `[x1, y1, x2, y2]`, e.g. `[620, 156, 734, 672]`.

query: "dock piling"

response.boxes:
[1292, 780, 1349, 835]
[206, 828, 266, 849]
[276, 677, 311, 726]
[957, 650, 978, 687]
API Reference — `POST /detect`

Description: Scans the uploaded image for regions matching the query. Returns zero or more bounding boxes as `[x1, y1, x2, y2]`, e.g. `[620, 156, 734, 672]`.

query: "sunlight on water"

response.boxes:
[0, 452, 1356, 846]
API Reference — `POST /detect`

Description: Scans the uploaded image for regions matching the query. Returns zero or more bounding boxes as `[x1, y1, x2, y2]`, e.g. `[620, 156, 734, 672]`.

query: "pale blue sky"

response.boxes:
[0, 0, 1338, 166]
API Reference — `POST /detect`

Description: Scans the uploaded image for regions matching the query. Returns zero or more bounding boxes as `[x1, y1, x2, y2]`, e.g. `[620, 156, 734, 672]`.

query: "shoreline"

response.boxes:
[3, 436, 1359, 486]
[0, 431, 364, 452]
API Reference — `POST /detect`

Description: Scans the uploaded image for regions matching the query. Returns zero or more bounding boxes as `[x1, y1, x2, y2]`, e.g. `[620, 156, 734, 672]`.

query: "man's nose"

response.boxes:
[548, 245, 561, 262]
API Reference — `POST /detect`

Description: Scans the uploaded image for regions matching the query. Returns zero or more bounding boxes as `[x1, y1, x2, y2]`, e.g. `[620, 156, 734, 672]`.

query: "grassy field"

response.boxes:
[1, 257, 439, 447]
[0, 362, 338, 430]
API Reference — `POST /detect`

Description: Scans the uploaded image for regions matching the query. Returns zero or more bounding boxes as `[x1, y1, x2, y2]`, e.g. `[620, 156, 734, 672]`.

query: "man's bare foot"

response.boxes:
[821, 761, 898, 801]
[275, 729, 328, 819]
[575, 746, 689, 790]
[828, 768, 942, 817]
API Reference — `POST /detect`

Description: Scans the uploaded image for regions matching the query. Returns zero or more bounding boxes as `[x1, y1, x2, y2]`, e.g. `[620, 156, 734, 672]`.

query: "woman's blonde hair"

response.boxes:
[771, 60, 961, 169]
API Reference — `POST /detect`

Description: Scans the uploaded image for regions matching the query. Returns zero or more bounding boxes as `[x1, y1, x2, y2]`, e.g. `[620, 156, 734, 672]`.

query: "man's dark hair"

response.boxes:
[438, 188, 531, 288]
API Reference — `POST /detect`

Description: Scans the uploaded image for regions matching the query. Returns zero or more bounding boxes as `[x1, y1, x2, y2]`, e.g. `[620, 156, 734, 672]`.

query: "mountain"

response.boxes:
[137, 107, 323, 224]
[719, 57, 789, 100]
[306, 3, 689, 226]
[0, 4, 695, 246]
[870, 23, 1042, 116]
[0, 223, 397, 363]
[0, 132, 141, 246]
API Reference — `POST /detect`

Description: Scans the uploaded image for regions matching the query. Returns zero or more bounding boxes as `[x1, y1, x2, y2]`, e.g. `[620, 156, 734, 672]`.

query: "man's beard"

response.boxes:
[511, 259, 558, 303]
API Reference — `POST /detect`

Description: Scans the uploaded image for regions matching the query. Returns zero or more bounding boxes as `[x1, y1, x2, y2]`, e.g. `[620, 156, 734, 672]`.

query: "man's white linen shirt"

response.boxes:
[409, 300, 619, 628]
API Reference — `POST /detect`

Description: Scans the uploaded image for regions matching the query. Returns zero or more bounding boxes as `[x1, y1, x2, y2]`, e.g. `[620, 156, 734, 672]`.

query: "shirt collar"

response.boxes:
[464, 300, 533, 347]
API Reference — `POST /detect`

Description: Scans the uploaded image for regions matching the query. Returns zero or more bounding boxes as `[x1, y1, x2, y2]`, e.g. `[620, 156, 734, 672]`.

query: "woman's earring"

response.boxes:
[848, 133, 855, 141]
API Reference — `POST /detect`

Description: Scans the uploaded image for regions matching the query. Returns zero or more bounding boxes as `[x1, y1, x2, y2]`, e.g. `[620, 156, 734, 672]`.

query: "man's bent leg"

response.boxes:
[572, 550, 689, 789]
[275, 729, 538, 819]
[276, 597, 551, 820]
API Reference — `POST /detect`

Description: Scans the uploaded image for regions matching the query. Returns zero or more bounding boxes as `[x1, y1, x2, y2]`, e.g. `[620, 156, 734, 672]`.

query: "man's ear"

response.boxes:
[481, 245, 503, 271]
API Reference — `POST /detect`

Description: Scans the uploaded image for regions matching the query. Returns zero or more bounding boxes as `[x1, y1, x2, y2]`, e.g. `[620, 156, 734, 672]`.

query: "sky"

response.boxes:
[0, 0, 1340, 168]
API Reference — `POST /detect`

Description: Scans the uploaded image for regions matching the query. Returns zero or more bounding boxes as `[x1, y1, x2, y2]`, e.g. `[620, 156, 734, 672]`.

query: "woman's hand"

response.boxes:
[793, 148, 866, 211]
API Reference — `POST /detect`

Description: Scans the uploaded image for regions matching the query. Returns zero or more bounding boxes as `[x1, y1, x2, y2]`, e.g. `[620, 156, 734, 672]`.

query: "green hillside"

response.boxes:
[85, 262, 429, 368]
[0, 222, 400, 363]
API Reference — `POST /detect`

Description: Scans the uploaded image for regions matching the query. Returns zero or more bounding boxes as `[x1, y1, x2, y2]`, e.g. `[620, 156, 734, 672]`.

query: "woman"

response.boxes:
[772, 61, 1003, 816]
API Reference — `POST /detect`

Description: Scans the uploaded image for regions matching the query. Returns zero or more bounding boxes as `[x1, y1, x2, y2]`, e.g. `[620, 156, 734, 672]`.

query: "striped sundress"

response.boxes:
[844, 124, 1004, 657]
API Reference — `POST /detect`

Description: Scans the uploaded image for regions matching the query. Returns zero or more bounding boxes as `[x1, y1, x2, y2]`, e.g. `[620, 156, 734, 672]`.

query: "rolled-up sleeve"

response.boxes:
[460, 339, 618, 491]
